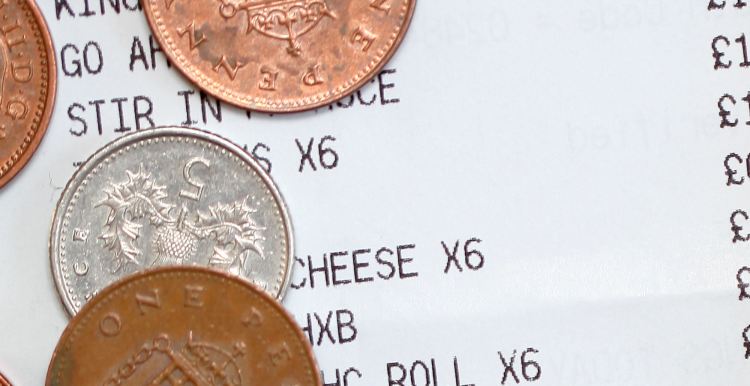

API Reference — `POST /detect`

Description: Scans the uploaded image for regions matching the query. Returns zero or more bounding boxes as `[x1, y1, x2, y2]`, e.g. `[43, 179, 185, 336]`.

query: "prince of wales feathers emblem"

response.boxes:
[97, 165, 265, 275]
[218, 0, 335, 56]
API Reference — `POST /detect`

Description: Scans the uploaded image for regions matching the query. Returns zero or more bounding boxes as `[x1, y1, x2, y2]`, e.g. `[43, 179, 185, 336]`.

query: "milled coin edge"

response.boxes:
[0, 0, 58, 189]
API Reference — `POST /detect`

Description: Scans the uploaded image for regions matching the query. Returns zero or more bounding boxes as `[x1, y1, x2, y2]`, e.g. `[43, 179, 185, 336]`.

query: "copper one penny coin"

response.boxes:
[143, 0, 415, 112]
[0, 372, 11, 386]
[0, 0, 56, 189]
[46, 267, 320, 386]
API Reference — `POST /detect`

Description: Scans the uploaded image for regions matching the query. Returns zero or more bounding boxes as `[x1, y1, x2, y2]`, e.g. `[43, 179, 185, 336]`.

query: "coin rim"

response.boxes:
[45, 266, 321, 386]
[0, 371, 11, 386]
[0, 0, 58, 189]
[142, 0, 417, 113]
[49, 126, 295, 316]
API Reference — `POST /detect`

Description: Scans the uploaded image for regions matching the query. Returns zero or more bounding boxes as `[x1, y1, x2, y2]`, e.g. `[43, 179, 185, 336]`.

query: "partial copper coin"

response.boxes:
[0, 372, 11, 386]
[47, 266, 321, 386]
[143, 0, 415, 112]
[0, 0, 56, 189]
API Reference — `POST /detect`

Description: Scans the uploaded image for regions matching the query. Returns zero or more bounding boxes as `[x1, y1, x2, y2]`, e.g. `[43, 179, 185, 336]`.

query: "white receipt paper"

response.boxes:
[0, 1, 749, 385]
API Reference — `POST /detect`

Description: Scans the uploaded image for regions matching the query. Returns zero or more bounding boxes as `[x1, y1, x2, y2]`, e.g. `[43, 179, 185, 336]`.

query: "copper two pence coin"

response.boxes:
[143, 0, 415, 112]
[46, 267, 320, 386]
[0, 0, 56, 189]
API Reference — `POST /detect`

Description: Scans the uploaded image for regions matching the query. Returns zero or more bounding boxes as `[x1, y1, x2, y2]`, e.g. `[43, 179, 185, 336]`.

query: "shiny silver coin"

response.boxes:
[50, 127, 294, 316]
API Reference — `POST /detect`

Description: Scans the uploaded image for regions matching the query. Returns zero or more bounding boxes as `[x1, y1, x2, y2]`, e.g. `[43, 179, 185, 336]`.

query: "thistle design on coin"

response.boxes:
[97, 165, 172, 271]
[97, 164, 264, 274]
[50, 127, 294, 315]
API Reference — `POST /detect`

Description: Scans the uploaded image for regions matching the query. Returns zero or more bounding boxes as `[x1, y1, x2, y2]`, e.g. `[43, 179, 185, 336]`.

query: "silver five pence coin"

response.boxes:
[50, 127, 294, 316]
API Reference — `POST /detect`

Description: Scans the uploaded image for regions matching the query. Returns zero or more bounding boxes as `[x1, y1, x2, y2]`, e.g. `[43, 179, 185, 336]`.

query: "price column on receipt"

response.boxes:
[710, 0, 750, 362]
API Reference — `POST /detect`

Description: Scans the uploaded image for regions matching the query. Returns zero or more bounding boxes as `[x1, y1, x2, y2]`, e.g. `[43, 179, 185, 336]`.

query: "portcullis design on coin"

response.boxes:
[46, 267, 320, 386]
[142, 0, 416, 112]
[0, 0, 57, 189]
[50, 127, 294, 315]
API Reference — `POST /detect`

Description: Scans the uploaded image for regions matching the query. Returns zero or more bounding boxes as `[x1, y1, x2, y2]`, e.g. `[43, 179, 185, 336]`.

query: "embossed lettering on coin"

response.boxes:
[0, 0, 57, 189]
[142, 0, 415, 112]
[50, 127, 294, 316]
[46, 267, 319, 386]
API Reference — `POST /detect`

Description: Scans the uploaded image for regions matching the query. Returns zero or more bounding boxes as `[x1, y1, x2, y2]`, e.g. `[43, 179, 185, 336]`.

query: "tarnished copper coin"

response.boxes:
[46, 267, 320, 386]
[143, 0, 415, 112]
[0, 371, 11, 386]
[0, 0, 56, 189]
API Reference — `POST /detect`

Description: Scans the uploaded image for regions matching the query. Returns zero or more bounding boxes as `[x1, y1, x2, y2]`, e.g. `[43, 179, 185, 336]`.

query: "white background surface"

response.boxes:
[1, 0, 749, 385]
